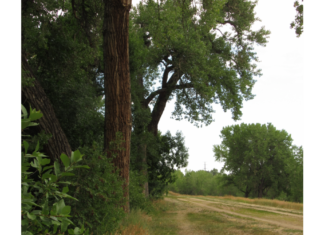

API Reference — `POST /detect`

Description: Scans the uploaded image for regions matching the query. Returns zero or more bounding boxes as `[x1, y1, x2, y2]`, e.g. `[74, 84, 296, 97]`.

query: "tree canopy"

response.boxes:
[213, 123, 300, 198]
[290, 0, 303, 37]
[129, 0, 270, 196]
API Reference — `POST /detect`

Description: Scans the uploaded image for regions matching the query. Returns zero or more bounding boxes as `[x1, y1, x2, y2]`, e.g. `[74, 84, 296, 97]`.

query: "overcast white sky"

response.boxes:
[132, 0, 303, 172]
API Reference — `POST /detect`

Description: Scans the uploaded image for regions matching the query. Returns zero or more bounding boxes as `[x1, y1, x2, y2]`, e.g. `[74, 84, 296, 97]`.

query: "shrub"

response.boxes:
[21, 105, 89, 235]
[66, 140, 126, 235]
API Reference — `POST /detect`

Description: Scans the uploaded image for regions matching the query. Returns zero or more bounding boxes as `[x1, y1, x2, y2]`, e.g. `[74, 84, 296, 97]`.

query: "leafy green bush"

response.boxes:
[21, 105, 89, 235]
[129, 170, 155, 213]
[66, 140, 126, 235]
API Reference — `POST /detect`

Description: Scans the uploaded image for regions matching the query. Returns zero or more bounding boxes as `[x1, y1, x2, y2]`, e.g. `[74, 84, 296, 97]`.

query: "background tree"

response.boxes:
[130, 0, 270, 195]
[168, 169, 243, 197]
[103, 0, 133, 213]
[213, 123, 297, 198]
[147, 130, 189, 197]
[290, 0, 303, 37]
[286, 146, 303, 202]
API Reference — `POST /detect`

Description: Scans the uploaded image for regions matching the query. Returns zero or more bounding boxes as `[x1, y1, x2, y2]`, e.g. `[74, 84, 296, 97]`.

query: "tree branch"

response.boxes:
[162, 66, 174, 88]
[144, 83, 194, 107]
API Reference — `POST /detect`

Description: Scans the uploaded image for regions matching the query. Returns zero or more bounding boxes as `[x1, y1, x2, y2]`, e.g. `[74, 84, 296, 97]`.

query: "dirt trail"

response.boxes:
[177, 197, 303, 231]
[189, 197, 303, 218]
[164, 197, 206, 235]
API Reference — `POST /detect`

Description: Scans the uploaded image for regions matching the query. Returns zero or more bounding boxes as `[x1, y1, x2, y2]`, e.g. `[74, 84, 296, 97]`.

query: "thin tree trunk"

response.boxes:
[21, 55, 72, 161]
[141, 144, 149, 197]
[103, 0, 132, 213]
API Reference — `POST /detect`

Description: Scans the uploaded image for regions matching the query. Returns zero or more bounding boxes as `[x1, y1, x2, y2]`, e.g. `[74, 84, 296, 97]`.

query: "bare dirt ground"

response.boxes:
[164, 194, 303, 235]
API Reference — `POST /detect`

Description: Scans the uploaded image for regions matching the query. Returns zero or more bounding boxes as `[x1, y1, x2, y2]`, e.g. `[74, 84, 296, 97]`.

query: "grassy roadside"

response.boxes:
[187, 210, 279, 235]
[114, 193, 303, 235]
[113, 199, 180, 235]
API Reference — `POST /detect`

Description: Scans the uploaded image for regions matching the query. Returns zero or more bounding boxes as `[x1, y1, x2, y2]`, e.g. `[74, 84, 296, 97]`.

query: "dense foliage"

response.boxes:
[21, 105, 90, 235]
[168, 169, 244, 197]
[213, 123, 303, 201]
[20, 0, 302, 233]
[129, 0, 271, 195]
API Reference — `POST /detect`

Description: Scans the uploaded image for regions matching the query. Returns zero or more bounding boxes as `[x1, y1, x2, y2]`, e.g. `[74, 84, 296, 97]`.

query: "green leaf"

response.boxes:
[68, 229, 75, 234]
[56, 199, 65, 214]
[41, 158, 51, 166]
[27, 211, 36, 220]
[61, 219, 70, 233]
[74, 165, 90, 169]
[58, 181, 72, 185]
[21, 120, 31, 130]
[22, 231, 33, 235]
[22, 165, 30, 173]
[22, 199, 40, 207]
[61, 206, 71, 215]
[50, 216, 59, 221]
[21, 219, 29, 226]
[43, 165, 54, 171]
[50, 175, 57, 182]
[42, 173, 51, 180]
[21, 104, 28, 119]
[58, 192, 79, 201]
[53, 224, 58, 234]
[71, 150, 82, 163]
[62, 186, 69, 194]
[42, 200, 49, 215]
[52, 220, 61, 226]
[61, 172, 75, 177]
[54, 161, 61, 176]
[29, 106, 43, 121]
[23, 141, 29, 154]
[60, 153, 70, 168]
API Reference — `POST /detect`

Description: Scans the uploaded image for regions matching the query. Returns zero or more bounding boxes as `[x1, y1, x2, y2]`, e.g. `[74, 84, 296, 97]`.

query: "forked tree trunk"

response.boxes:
[103, 0, 132, 213]
[21, 55, 72, 161]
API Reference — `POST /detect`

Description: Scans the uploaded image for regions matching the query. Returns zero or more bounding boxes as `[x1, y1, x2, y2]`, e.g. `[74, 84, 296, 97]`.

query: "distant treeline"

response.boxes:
[168, 169, 244, 197]
[168, 169, 302, 203]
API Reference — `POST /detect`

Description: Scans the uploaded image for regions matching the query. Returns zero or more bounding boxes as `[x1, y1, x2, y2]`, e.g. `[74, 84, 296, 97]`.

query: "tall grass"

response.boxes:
[112, 209, 151, 235]
[112, 199, 176, 235]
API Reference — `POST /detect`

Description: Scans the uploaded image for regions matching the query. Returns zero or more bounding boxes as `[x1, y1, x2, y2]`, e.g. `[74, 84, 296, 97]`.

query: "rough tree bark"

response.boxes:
[21, 55, 72, 161]
[103, 0, 132, 213]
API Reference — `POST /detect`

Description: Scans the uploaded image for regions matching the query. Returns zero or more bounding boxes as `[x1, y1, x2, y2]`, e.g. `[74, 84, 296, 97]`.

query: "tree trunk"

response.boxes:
[103, 0, 132, 213]
[141, 144, 149, 197]
[147, 69, 181, 136]
[21, 55, 72, 162]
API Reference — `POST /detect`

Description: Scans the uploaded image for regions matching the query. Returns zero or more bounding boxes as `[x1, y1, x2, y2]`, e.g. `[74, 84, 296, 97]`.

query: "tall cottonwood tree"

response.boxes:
[21, 0, 74, 161]
[130, 0, 270, 196]
[103, 0, 132, 212]
[22, 0, 107, 157]
[22, 55, 72, 161]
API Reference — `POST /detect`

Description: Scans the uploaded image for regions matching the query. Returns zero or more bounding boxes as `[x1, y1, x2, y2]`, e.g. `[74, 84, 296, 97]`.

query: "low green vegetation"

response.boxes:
[114, 200, 180, 235]
[186, 211, 279, 235]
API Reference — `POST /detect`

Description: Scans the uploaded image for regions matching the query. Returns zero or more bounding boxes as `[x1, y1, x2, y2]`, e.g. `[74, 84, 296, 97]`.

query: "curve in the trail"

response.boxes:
[178, 198, 303, 231]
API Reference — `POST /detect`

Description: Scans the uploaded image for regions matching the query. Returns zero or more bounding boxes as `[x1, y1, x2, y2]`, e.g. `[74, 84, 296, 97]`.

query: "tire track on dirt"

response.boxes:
[189, 197, 303, 218]
[164, 197, 207, 235]
[177, 198, 303, 231]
